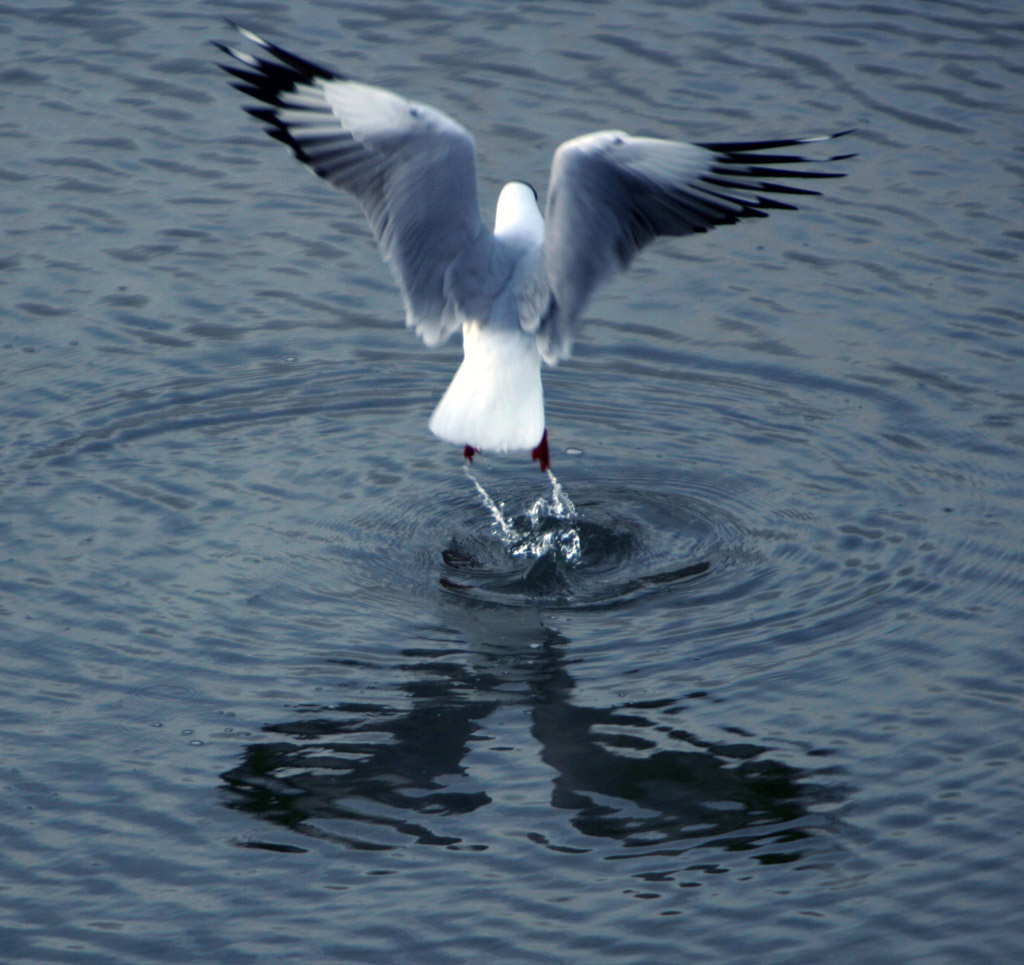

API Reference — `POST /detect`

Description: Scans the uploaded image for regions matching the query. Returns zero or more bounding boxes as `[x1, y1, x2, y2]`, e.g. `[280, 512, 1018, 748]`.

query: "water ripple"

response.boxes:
[439, 470, 740, 610]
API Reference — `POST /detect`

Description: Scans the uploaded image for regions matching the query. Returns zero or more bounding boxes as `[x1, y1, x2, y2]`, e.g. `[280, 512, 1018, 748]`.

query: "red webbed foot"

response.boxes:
[463, 444, 478, 463]
[531, 429, 550, 472]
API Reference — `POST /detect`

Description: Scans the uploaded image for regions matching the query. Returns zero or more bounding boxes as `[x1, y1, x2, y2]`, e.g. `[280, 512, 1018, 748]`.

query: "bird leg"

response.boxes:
[531, 429, 550, 472]
[463, 444, 478, 463]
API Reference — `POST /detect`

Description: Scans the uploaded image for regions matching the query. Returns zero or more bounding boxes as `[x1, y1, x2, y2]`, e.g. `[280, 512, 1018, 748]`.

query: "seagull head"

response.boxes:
[494, 181, 544, 245]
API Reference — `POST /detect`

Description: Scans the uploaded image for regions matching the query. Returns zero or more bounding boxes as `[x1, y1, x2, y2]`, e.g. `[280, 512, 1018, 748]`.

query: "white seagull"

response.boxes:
[217, 25, 850, 470]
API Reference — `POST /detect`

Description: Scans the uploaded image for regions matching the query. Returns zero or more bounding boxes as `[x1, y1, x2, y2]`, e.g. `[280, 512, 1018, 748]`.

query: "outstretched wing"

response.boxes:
[216, 25, 486, 346]
[537, 130, 852, 362]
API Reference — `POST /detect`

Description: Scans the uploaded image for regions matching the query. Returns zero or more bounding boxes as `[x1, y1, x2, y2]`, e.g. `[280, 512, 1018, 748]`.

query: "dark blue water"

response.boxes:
[3, 1, 1023, 962]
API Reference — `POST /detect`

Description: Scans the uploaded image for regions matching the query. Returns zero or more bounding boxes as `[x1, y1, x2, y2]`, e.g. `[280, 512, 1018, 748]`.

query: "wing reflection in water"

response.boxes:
[526, 641, 818, 857]
[222, 615, 836, 858]
[222, 683, 501, 849]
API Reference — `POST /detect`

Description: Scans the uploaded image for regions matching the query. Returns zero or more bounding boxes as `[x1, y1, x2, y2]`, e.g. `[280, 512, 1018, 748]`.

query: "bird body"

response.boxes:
[429, 181, 548, 457]
[429, 319, 545, 457]
[217, 26, 850, 469]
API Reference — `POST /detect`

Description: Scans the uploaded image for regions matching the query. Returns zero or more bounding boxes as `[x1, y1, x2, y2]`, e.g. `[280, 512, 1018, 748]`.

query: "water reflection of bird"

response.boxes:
[217, 24, 850, 470]
[221, 623, 821, 860]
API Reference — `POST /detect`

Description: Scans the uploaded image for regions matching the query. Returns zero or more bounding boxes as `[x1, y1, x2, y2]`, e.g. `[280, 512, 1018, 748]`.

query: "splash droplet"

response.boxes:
[465, 466, 582, 564]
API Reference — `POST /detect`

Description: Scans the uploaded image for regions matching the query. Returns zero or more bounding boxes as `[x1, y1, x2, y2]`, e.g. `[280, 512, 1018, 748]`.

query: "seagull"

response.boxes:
[216, 25, 850, 471]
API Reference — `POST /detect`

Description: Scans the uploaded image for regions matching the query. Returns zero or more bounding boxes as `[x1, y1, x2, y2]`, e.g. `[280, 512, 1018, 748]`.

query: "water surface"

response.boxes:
[2, 1, 1023, 962]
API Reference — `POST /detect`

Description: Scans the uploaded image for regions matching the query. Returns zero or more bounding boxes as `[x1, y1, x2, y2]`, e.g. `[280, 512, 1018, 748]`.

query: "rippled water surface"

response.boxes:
[3, 1, 1023, 962]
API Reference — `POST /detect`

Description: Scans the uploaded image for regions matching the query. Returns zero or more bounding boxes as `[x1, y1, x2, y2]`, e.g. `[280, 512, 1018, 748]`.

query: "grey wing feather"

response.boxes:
[217, 27, 486, 346]
[538, 129, 851, 362]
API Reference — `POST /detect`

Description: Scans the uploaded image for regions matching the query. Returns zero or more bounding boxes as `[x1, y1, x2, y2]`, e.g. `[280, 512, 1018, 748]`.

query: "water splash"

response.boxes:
[465, 466, 582, 564]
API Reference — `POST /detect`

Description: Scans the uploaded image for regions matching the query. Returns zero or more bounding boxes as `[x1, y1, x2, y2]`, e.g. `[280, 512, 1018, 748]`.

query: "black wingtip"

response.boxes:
[223, 20, 269, 49]
[219, 22, 338, 82]
[244, 106, 281, 125]
[699, 129, 856, 154]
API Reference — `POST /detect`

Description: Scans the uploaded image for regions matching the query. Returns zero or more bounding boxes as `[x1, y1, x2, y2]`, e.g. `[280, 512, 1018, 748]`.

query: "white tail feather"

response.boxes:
[429, 322, 545, 453]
